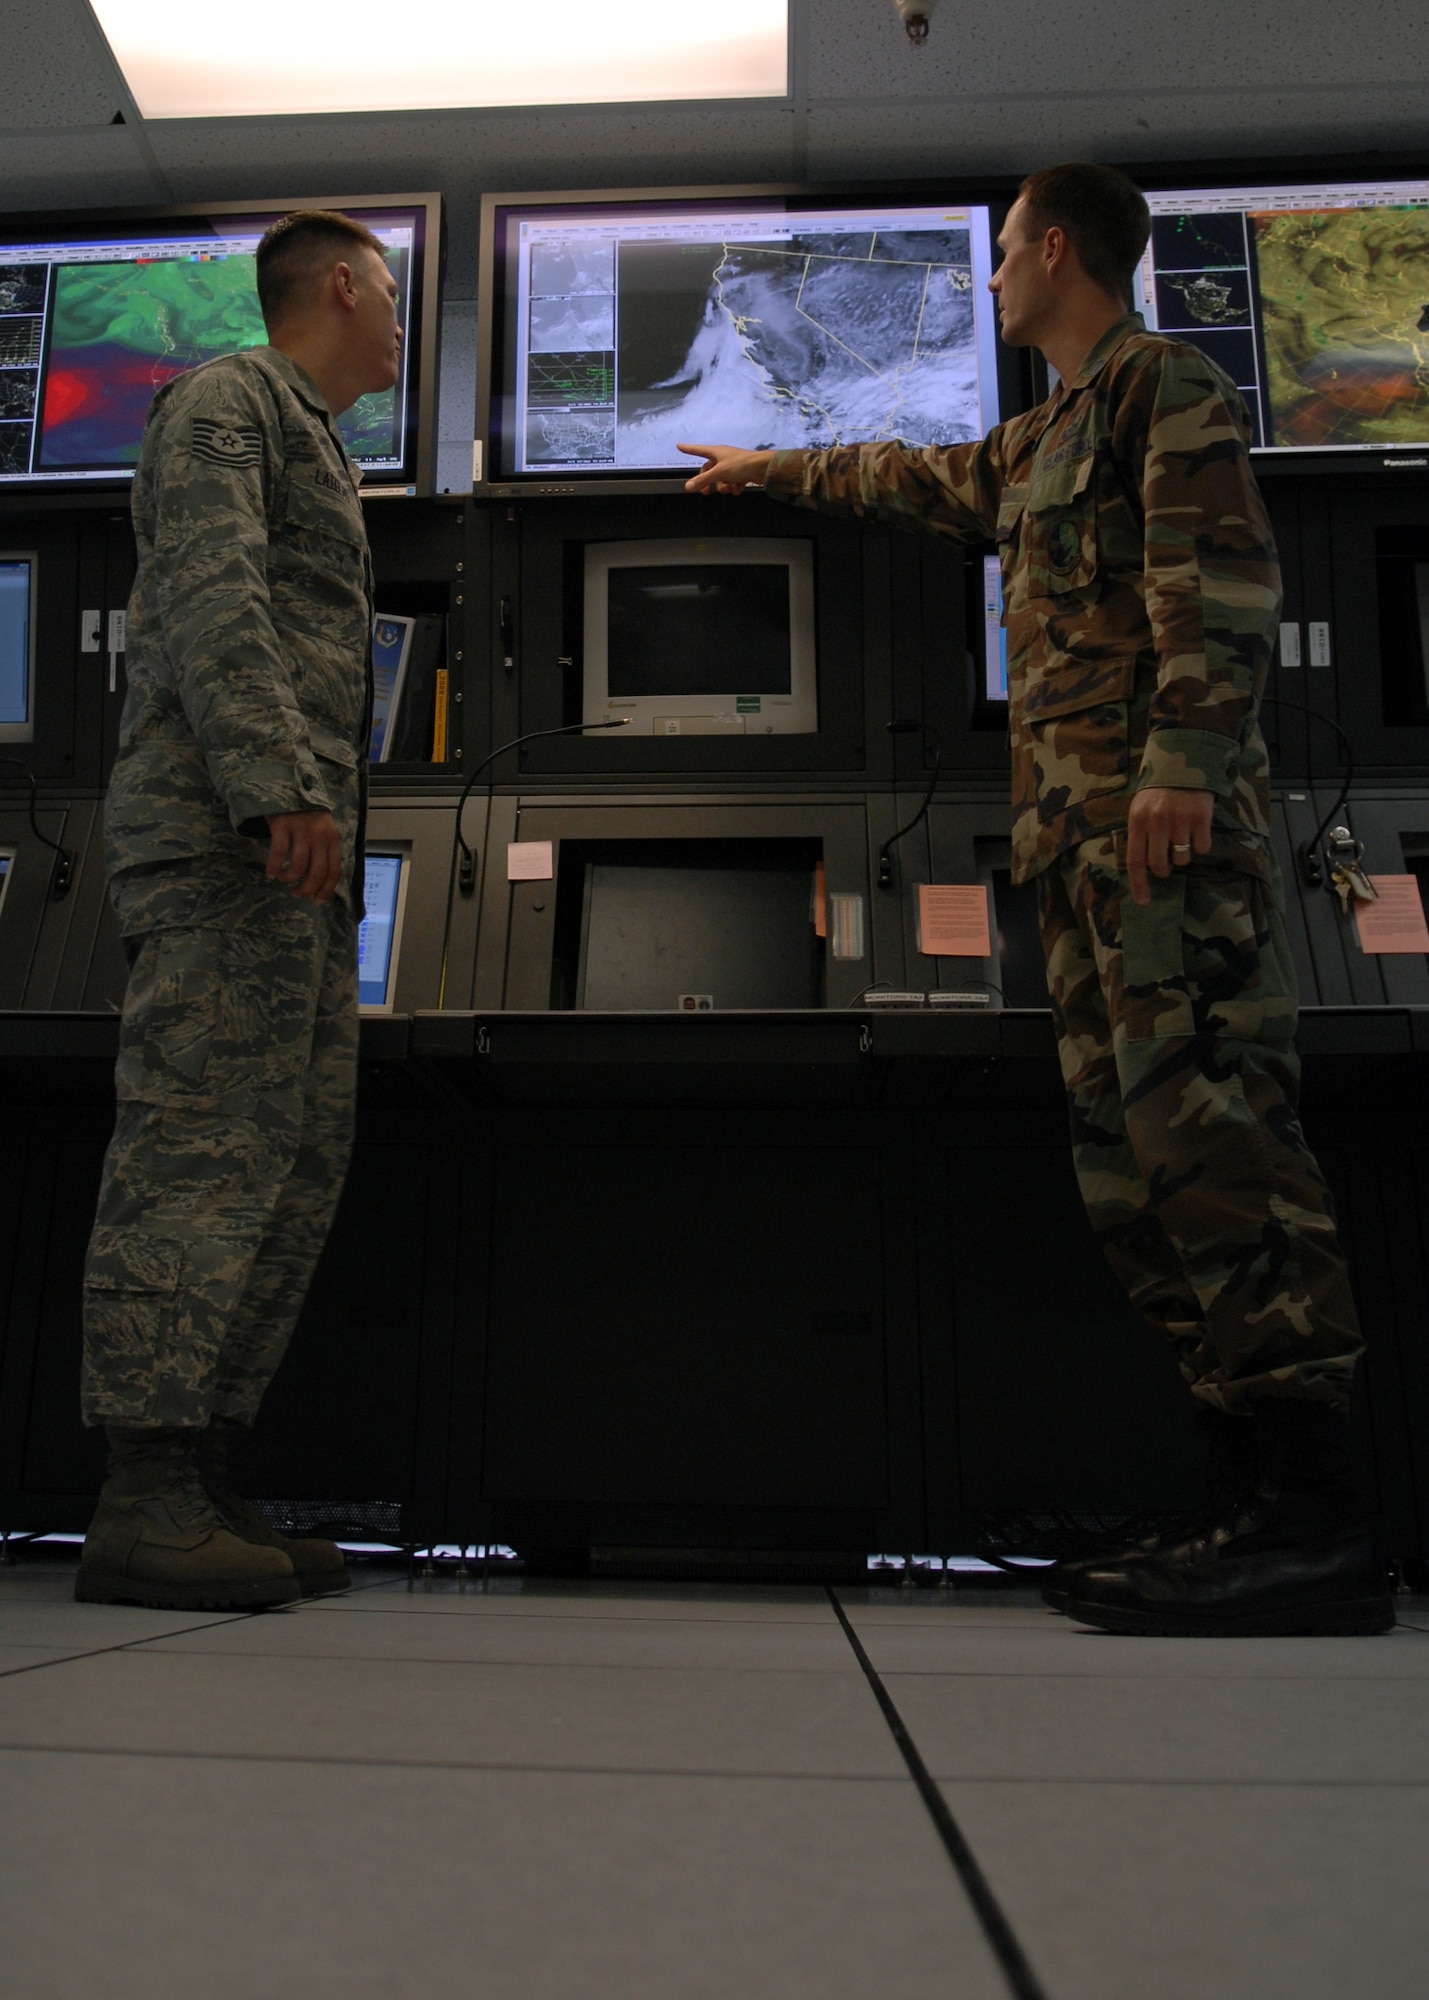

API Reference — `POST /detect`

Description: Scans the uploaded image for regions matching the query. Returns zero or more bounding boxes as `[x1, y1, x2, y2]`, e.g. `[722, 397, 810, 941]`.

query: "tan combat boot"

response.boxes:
[197, 1417, 351, 1598]
[76, 1426, 300, 1610]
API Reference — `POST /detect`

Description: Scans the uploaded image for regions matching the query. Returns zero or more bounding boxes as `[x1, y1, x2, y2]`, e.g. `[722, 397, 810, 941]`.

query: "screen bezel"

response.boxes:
[357, 845, 411, 1014]
[0, 552, 36, 744]
[476, 178, 1031, 497]
[0, 191, 443, 496]
[582, 535, 817, 735]
[1127, 148, 1429, 479]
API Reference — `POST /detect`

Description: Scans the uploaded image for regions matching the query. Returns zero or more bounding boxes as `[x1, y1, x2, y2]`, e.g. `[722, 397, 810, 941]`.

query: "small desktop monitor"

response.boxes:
[981, 553, 1007, 703]
[0, 553, 34, 741]
[1135, 171, 1429, 464]
[0, 194, 441, 492]
[583, 537, 817, 735]
[0, 847, 13, 918]
[357, 848, 410, 1012]
[478, 183, 1013, 494]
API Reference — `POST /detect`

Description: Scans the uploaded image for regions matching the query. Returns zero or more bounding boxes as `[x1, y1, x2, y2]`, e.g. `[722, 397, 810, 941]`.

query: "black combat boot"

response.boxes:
[1041, 1406, 1259, 1612]
[76, 1426, 300, 1610]
[1064, 1401, 1395, 1637]
[196, 1417, 350, 1598]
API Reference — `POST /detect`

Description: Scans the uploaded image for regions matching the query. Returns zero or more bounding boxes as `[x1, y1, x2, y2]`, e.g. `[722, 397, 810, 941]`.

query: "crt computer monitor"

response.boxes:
[0, 553, 35, 742]
[477, 182, 1018, 495]
[0, 194, 441, 493]
[583, 536, 817, 735]
[1134, 170, 1429, 465]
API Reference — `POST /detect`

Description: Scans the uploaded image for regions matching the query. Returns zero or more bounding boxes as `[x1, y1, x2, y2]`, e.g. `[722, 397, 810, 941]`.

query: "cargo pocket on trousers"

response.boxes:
[1119, 870, 1193, 1042]
[83, 1227, 184, 1376]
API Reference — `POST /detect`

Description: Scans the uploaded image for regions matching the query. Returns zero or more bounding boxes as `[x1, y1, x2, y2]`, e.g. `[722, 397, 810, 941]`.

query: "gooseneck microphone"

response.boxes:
[453, 719, 630, 897]
[878, 719, 944, 890]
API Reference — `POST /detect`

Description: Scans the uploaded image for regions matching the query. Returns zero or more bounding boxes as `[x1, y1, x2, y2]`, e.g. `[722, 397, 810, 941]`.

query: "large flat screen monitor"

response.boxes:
[1135, 172, 1429, 467]
[478, 183, 1017, 495]
[583, 536, 817, 735]
[0, 194, 441, 493]
[0, 552, 35, 742]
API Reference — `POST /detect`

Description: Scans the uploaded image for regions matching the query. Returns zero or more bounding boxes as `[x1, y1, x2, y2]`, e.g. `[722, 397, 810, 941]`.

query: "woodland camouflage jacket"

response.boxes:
[764, 313, 1281, 885]
[105, 347, 373, 907]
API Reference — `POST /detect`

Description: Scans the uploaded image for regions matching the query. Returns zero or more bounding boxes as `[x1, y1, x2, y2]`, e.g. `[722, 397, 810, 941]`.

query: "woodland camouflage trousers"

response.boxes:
[1037, 834, 1364, 1413]
[81, 857, 358, 1429]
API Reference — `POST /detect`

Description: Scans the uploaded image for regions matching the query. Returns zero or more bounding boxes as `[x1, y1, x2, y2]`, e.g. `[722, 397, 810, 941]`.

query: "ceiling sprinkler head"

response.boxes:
[891, 0, 938, 42]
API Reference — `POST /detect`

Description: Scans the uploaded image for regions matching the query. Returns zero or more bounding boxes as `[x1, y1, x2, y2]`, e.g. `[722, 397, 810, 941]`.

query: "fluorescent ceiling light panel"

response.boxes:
[89, 0, 789, 117]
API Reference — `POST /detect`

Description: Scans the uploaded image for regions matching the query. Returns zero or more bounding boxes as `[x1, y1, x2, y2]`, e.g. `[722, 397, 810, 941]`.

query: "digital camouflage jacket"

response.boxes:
[764, 313, 1281, 885]
[105, 346, 373, 907]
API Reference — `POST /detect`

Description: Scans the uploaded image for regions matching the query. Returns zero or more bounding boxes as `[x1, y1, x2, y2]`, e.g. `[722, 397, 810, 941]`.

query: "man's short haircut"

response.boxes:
[1017, 164, 1151, 303]
[256, 210, 388, 331]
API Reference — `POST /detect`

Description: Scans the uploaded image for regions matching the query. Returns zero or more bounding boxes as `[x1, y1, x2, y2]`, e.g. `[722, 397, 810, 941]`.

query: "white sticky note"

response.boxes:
[918, 883, 992, 957]
[507, 840, 554, 882]
[1354, 876, 1429, 954]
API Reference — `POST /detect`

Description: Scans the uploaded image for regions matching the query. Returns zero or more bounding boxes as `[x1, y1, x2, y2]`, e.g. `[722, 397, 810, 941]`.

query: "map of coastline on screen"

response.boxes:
[1137, 178, 1429, 454]
[0, 218, 416, 484]
[509, 202, 1001, 474]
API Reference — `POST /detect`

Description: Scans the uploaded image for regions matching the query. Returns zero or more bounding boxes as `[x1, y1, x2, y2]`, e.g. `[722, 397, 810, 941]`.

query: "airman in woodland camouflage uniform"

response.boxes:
[683, 163, 1392, 1636]
[76, 212, 401, 1611]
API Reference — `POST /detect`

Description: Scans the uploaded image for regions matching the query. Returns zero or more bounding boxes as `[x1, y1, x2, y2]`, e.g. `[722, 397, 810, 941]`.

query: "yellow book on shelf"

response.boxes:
[430, 667, 449, 763]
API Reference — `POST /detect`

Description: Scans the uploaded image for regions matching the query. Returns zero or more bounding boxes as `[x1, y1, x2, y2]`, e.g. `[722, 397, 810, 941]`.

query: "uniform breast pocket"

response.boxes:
[1026, 453, 1098, 598]
[1025, 655, 1136, 821]
[277, 477, 367, 600]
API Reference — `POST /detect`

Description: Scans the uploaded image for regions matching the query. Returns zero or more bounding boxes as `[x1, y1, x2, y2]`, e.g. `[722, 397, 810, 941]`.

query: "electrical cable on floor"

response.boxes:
[826, 1586, 1052, 2000]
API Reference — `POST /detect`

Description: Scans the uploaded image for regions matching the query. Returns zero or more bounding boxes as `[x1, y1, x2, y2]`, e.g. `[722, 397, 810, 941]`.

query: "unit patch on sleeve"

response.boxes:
[191, 419, 263, 468]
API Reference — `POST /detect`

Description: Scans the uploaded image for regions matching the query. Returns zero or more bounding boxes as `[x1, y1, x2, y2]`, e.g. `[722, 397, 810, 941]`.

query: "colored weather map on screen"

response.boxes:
[37, 253, 400, 471]
[1251, 207, 1429, 450]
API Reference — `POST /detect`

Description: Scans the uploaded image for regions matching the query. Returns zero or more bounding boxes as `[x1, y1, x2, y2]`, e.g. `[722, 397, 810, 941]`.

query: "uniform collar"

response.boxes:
[248, 344, 334, 418]
[1060, 311, 1146, 393]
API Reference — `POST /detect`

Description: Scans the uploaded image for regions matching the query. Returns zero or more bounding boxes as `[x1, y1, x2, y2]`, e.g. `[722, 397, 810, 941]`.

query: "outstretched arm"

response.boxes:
[679, 443, 775, 494]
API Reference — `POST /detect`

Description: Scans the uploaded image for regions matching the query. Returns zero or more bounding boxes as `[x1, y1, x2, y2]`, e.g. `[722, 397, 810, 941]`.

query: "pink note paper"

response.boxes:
[507, 840, 554, 882]
[1354, 875, 1429, 954]
[918, 883, 991, 957]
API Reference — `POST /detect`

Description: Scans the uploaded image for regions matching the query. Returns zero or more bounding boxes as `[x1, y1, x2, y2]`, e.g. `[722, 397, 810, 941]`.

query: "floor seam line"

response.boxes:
[826, 1586, 1053, 2000]
[0, 1741, 910, 1780]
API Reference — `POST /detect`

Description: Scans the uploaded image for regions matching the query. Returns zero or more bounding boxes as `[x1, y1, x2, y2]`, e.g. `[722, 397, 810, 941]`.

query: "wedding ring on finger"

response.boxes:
[1171, 841, 1193, 859]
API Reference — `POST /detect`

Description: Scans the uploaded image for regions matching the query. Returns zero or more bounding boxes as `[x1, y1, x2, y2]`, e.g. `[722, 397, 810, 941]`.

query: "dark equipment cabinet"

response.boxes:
[6, 1009, 1427, 1571]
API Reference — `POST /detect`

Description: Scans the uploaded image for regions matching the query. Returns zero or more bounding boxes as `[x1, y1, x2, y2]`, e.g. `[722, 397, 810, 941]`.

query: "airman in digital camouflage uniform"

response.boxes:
[683, 163, 1392, 1637]
[75, 211, 402, 1611]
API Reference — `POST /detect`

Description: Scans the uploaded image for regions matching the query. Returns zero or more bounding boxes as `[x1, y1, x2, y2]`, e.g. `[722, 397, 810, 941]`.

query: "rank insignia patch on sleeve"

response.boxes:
[191, 419, 263, 468]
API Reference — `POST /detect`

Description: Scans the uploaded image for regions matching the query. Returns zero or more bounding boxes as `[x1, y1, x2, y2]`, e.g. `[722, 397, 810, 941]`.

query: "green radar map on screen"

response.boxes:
[37, 251, 400, 471]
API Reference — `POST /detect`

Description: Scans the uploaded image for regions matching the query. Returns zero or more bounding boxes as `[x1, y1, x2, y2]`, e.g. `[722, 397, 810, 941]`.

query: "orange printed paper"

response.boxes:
[918, 883, 991, 957]
[1354, 875, 1429, 954]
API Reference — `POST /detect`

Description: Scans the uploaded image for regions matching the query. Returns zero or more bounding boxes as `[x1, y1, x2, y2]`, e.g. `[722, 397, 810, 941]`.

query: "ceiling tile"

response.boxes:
[804, 88, 1429, 182]
[0, 1, 132, 128]
[803, 0, 1427, 99]
[0, 129, 164, 211]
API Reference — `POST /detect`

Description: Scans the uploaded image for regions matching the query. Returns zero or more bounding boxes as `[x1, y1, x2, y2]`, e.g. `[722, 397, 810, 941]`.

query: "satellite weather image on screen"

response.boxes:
[1138, 179, 1429, 455]
[0, 215, 417, 483]
[513, 202, 1000, 473]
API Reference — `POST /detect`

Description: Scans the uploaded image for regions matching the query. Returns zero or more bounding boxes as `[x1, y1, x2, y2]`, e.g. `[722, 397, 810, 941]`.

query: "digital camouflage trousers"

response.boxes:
[81, 857, 359, 1429]
[1037, 834, 1363, 1413]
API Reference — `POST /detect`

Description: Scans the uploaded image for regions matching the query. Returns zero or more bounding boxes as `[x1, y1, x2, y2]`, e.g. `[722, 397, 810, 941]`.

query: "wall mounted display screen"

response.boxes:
[0, 194, 441, 492]
[0, 553, 35, 741]
[357, 849, 409, 1011]
[1135, 175, 1429, 461]
[480, 187, 1007, 492]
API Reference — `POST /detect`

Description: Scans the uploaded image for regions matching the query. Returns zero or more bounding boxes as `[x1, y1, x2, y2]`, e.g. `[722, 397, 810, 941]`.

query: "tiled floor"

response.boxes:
[2, 1562, 1427, 1999]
